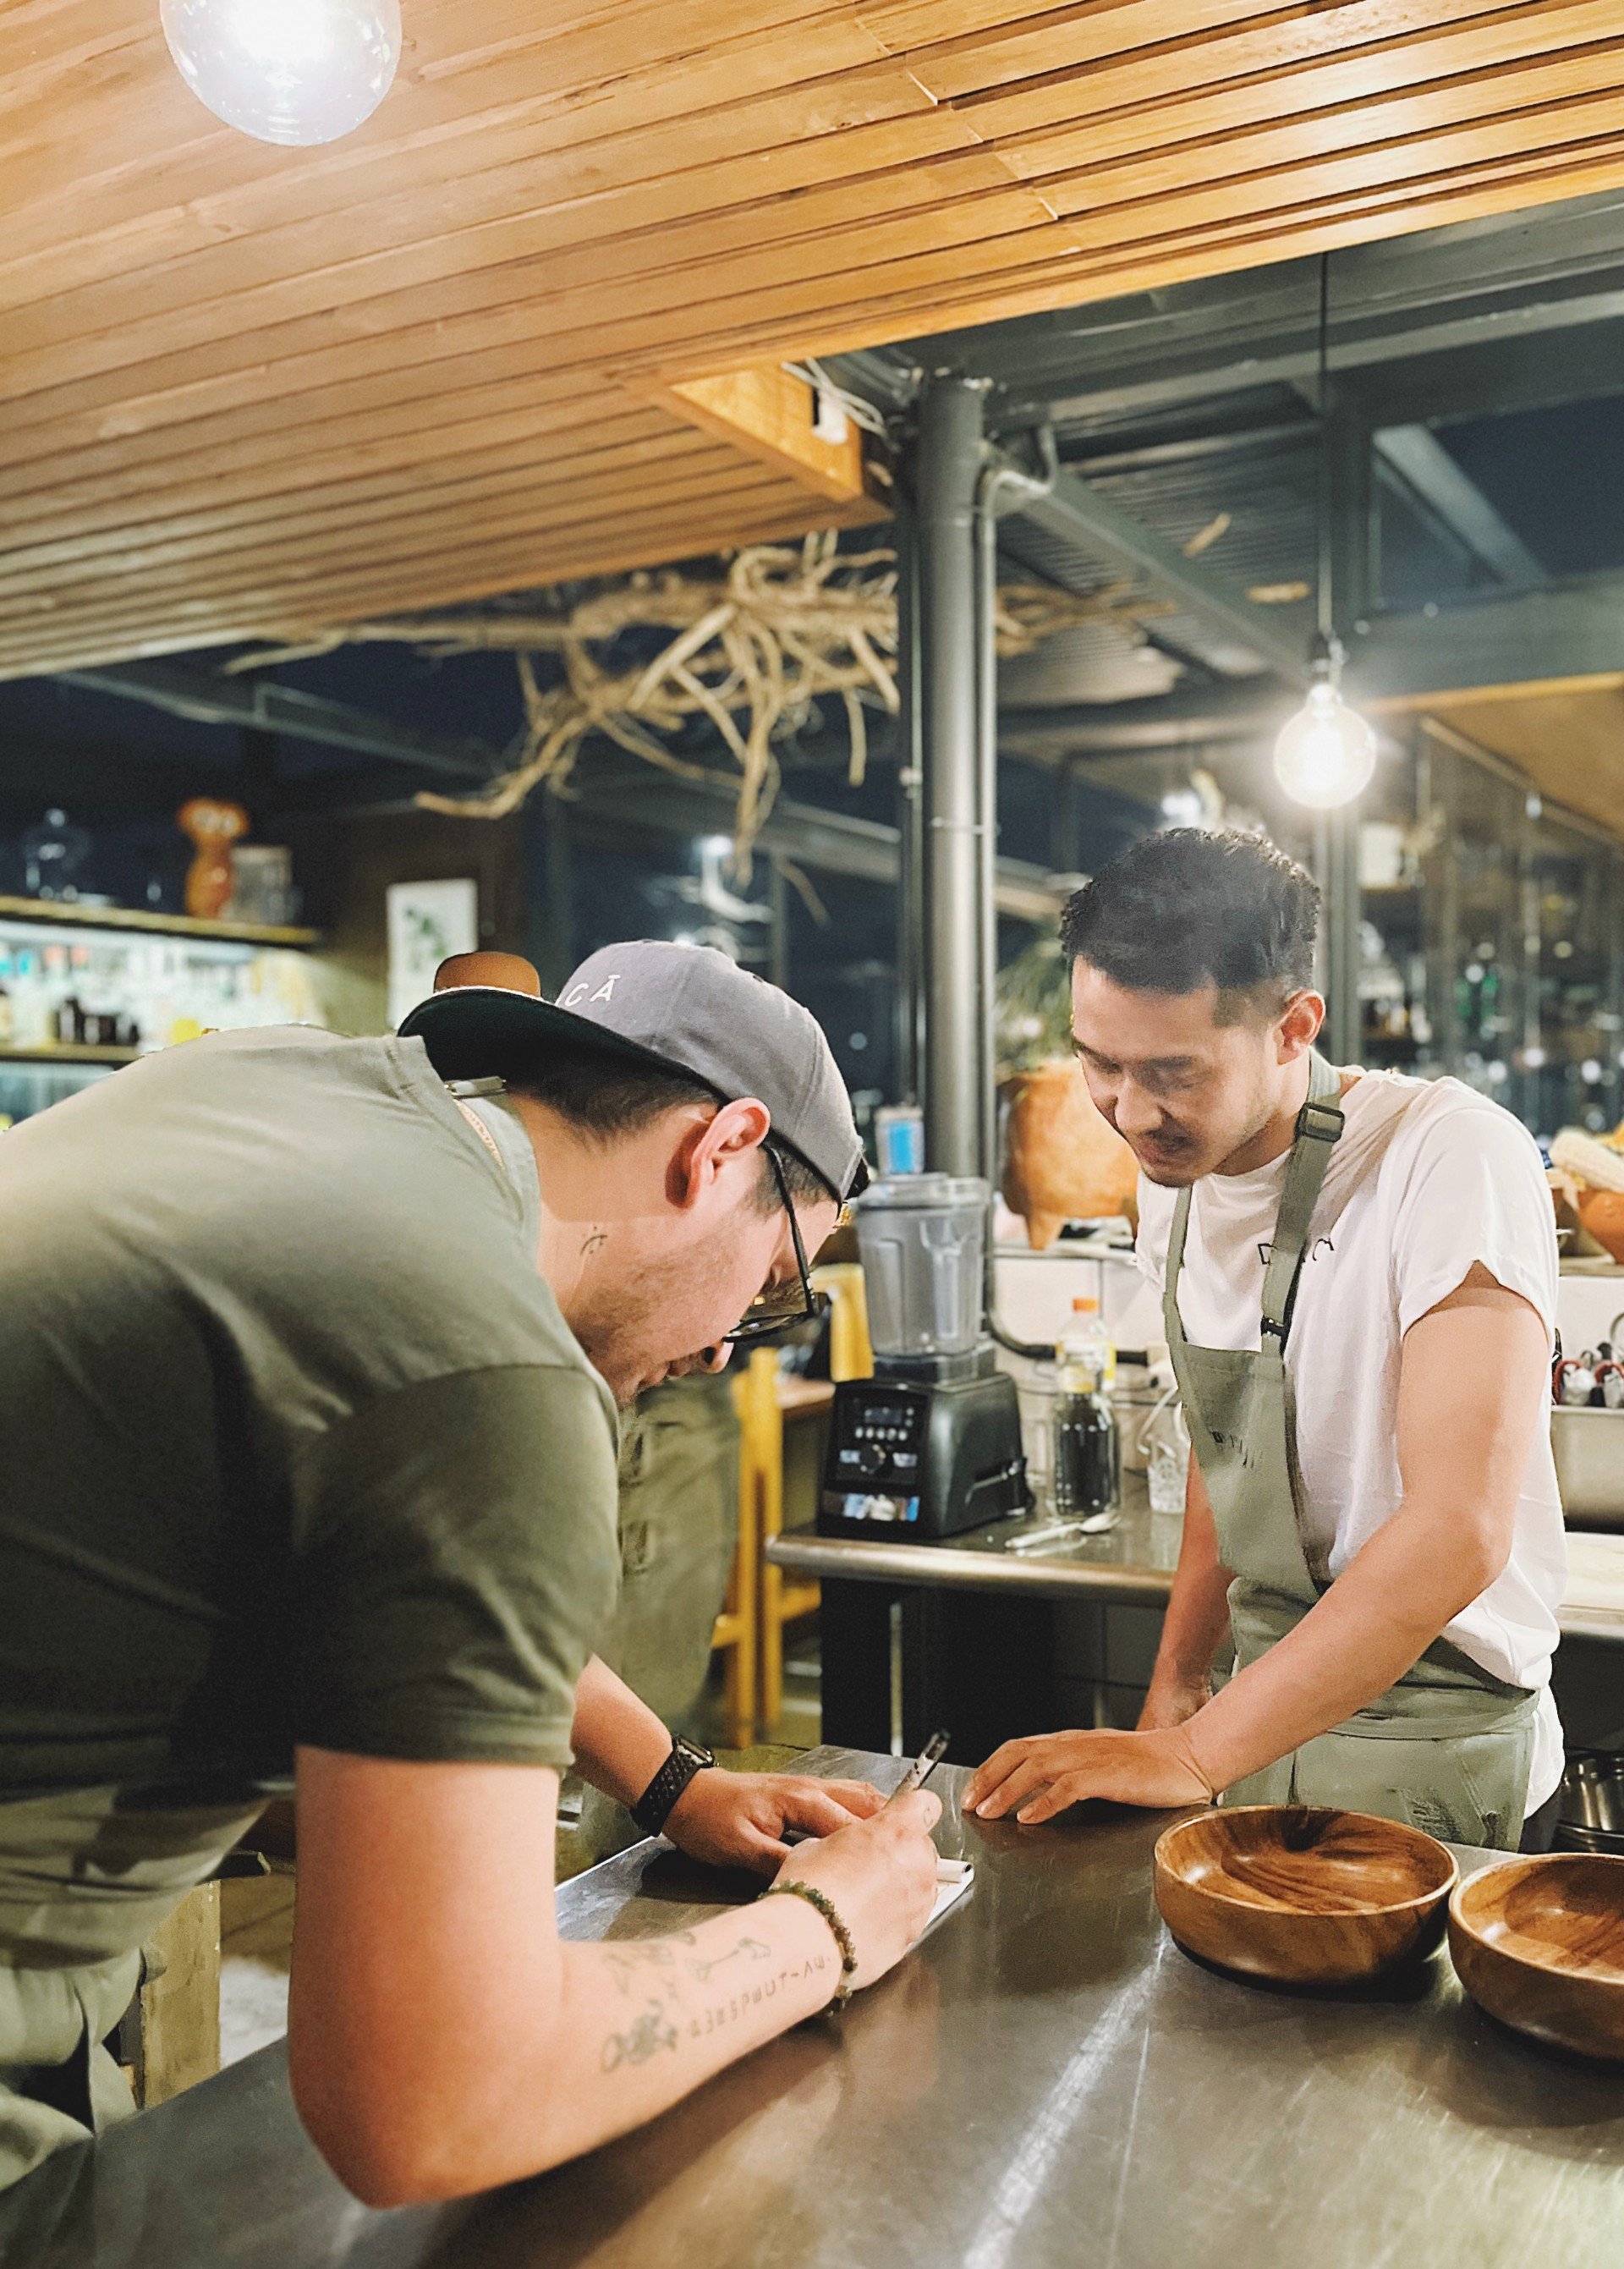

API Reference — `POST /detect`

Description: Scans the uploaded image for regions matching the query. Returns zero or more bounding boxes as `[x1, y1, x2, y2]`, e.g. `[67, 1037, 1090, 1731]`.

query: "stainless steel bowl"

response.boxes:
[1552, 1407, 1624, 1530]
[1557, 1751, 1624, 1854]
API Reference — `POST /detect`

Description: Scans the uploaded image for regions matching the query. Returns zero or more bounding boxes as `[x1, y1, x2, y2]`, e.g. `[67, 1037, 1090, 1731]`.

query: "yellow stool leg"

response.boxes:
[748, 1350, 788, 1739]
[721, 1360, 765, 1750]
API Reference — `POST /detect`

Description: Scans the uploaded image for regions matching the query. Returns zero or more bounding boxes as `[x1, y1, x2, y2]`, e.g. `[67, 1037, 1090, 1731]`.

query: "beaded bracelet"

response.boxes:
[762, 1881, 859, 2008]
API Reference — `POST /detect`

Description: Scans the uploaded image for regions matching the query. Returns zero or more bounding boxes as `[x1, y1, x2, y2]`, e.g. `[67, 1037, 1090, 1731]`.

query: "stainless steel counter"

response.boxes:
[5, 1749, 1623, 2269]
[771, 1481, 1181, 1607]
[771, 1497, 1624, 1645]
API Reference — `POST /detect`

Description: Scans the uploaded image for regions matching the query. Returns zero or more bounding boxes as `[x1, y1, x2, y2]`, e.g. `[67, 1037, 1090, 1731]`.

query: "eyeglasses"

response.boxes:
[723, 1145, 831, 1346]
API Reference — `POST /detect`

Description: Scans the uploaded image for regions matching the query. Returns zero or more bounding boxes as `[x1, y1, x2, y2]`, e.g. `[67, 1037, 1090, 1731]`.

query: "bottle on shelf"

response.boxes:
[1052, 1294, 1120, 1527]
[21, 808, 91, 901]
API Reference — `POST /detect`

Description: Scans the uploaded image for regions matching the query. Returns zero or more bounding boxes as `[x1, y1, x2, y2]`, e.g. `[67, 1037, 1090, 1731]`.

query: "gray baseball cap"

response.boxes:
[398, 940, 867, 1205]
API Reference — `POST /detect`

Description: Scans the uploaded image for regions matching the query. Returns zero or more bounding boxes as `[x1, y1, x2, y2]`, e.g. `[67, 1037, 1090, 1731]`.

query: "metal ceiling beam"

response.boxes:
[0, 735, 222, 815]
[1029, 294, 1624, 437]
[998, 683, 1284, 761]
[58, 662, 499, 783]
[996, 573, 1624, 730]
[1358, 318, 1624, 429]
[567, 766, 1062, 921]
[831, 193, 1624, 438]
[50, 659, 1059, 910]
[1011, 465, 1308, 681]
[1373, 427, 1545, 589]
[1352, 569, 1624, 701]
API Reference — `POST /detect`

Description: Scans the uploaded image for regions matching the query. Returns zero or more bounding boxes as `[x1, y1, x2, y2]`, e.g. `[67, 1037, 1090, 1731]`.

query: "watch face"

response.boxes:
[676, 1736, 716, 1769]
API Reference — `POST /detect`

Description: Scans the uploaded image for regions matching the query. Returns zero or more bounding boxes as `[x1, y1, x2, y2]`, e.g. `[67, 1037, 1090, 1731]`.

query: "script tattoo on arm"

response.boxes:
[596, 1932, 832, 2081]
[684, 1953, 832, 2045]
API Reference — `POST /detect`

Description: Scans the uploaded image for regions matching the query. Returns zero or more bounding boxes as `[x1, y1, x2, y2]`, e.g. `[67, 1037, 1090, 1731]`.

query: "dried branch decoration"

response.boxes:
[238, 533, 1166, 861]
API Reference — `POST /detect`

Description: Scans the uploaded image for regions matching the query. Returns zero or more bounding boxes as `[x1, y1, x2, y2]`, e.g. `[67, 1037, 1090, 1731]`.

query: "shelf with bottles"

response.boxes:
[0, 915, 326, 1063]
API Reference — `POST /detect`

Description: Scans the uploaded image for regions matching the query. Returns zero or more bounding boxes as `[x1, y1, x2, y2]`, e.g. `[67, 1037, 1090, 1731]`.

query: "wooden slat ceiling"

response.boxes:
[7, 0, 1624, 678]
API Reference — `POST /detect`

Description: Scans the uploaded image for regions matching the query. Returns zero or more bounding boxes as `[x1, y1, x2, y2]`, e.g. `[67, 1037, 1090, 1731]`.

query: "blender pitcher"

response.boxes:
[853, 1173, 988, 1359]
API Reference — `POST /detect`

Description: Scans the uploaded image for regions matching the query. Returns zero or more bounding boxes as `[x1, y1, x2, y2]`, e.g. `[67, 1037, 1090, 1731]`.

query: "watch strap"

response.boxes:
[630, 1738, 712, 1838]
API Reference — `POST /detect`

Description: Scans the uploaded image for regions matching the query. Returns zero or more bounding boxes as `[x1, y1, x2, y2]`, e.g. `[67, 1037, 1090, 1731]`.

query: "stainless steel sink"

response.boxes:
[1553, 1406, 1624, 1530]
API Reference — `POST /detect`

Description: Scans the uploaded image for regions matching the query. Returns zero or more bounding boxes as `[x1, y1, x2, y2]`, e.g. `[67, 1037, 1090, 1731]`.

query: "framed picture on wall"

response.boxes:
[387, 877, 479, 1030]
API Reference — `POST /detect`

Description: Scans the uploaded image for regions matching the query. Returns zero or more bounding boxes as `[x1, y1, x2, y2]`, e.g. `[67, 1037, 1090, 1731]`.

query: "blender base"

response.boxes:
[818, 1353, 1029, 1541]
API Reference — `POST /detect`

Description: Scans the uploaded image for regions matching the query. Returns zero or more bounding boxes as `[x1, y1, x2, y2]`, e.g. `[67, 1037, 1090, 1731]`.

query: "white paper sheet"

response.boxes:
[925, 1856, 975, 1934]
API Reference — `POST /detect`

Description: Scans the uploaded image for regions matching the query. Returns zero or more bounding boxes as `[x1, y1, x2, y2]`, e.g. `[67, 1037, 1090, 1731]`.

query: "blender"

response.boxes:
[818, 1174, 1029, 1540]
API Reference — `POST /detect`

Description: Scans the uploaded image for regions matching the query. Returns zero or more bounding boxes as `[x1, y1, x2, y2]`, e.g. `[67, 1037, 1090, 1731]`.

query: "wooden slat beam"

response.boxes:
[653, 364, 877, 508]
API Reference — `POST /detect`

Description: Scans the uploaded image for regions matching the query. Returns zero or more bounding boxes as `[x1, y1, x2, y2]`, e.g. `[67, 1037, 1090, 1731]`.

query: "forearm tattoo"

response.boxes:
[685, 1935, 769, 1982]
[606, 1934, 696, 1996]
[602, 2003, 679, 2071]
[598, 1929, 831, 2075]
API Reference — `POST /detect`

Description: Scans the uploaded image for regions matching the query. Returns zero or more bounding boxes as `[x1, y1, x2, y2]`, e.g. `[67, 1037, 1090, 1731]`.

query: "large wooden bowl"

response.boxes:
[1448, 1854, 1624, 2061]
[1154, 1807, 1457, 1985]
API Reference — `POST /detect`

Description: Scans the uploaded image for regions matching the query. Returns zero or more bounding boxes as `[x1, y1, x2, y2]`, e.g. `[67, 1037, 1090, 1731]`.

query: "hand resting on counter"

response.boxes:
[963, 1726, 1214, 1825]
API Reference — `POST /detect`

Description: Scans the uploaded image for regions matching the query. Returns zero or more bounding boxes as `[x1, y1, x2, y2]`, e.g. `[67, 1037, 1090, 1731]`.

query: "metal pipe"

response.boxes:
[976, 432, 1059, 1190]
[915, 376, 990, 1178]
[1314, 805, 1360, 1062]
[892, 474, 924, 1103]
[976, 490, 1001, 1197]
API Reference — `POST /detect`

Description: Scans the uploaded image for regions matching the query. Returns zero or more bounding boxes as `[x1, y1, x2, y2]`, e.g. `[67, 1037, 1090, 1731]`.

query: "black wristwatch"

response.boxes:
[630, 1733, 716, 1838]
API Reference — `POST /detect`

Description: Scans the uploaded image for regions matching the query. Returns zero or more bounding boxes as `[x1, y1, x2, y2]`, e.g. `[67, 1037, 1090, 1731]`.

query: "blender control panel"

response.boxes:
[827, 1386, 928, 1524]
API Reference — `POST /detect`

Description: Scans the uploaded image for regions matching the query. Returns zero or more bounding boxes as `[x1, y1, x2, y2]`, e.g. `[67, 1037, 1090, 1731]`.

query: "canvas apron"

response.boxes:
[1163, 1052, 1536, 1851]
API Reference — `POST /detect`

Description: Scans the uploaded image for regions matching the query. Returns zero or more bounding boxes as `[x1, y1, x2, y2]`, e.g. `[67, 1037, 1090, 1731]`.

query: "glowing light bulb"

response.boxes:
[161, 0, 402, 146]
[1272, 666, 1377, 810]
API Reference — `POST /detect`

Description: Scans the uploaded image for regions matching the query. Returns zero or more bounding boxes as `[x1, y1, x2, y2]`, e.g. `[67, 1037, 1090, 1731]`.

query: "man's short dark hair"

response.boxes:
[506, 1044, 830, 1213]
[1060, 828, 1320, 1018]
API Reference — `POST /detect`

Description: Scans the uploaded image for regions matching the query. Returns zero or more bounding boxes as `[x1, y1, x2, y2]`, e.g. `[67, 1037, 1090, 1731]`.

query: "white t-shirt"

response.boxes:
[1136, 1070, 1566, 1810]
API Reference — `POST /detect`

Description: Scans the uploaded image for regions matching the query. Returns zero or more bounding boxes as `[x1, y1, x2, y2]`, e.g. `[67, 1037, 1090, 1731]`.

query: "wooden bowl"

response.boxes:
[1448, 1854, 1624, 2061]
[1154, 1807, 1457, 1985]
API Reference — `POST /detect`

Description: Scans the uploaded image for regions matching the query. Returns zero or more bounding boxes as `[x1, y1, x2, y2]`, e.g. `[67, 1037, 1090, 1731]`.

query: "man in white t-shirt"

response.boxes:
[967, 828, 1565, 1852]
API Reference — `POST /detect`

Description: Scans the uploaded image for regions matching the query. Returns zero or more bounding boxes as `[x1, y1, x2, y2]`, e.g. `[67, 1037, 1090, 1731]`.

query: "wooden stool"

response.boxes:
[710, 1378, 760, 1750]
[718, 1270, 873, 1741]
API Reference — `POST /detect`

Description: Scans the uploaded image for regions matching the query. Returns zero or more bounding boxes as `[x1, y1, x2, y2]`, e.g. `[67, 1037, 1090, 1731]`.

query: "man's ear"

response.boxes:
[1276, 989, 1325, 1062]
[667, 1097, 772, 1211]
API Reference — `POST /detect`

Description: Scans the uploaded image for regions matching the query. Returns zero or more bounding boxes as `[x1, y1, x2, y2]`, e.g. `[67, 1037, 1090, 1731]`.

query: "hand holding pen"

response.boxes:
[886, 1729, 950, 1805]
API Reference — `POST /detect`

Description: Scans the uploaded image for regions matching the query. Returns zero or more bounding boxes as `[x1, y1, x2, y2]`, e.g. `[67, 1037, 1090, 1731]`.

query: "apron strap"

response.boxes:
[1162, 1184, 1194, 1350]
[1259, 1051, 1344, 1348]
[1163, 1053, 1343, 1354]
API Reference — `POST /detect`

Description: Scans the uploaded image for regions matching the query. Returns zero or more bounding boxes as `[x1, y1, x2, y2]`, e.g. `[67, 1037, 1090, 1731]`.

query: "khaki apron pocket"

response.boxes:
[1226, 1715, 1535, 1851]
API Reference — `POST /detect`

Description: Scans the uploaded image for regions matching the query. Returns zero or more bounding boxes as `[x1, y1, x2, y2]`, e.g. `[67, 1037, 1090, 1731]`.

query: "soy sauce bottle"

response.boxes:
[1053, 1296, 1119, 1525]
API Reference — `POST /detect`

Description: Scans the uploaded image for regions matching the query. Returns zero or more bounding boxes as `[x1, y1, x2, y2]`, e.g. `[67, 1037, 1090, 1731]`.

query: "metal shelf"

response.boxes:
[0, 895, 320, 948]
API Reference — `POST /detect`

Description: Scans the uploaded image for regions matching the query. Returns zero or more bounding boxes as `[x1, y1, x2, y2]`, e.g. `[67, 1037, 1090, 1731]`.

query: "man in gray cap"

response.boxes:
[0, 942, 939, 2203]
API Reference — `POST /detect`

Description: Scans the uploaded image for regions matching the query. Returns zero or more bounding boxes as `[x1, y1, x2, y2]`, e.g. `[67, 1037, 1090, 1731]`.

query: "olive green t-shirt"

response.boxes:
[0, 1025, 621, 1803]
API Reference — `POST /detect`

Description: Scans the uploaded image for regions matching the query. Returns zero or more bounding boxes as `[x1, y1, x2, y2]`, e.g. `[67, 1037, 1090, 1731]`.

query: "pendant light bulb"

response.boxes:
[1272, 641, 1377, 810]
[161, 0, 402, 147]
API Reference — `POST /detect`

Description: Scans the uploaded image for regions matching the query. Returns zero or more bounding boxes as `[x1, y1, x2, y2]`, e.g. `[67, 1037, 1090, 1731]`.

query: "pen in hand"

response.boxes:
[886, 1728, 950, 1806]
